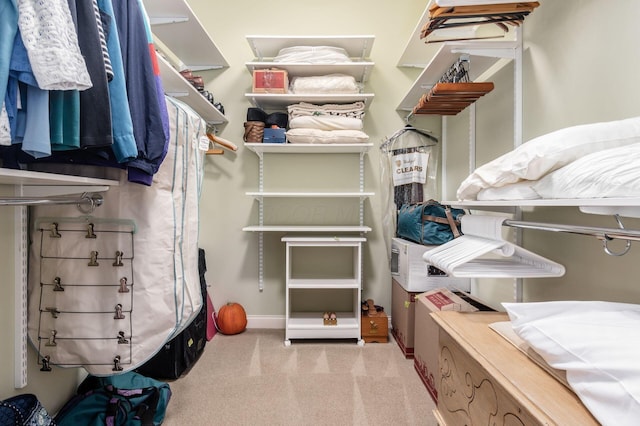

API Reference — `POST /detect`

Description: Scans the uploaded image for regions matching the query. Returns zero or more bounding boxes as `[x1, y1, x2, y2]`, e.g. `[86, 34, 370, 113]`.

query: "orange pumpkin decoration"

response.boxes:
[216, 302, 247, 335]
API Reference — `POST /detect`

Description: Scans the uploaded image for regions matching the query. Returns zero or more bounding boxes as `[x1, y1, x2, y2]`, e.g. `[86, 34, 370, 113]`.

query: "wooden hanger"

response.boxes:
[412, 55, 494, 115]
[421, 1, 540, 41]
[205, 132, 238, 155]
[413, 82, 494, 115]
[206, 147, 224, 155]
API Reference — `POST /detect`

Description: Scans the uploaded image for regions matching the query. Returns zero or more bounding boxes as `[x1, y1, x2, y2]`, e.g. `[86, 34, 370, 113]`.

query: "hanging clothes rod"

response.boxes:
[504, 218, 640, 242]
[504, 216, 637, 256]
[0, 192, 103, 208]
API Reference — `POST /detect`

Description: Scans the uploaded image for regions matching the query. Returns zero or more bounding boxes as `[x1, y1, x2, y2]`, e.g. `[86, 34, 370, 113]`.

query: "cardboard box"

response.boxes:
[391, 237, 470, 292]
[361, 312, 388, 343]
[252, 69, 288, 93]
[413, 288, 493, 403]
[390, 278, 421, 358]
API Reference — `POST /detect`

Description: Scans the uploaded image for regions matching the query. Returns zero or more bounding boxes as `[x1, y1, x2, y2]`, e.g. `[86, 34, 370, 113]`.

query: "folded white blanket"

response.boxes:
[286, 128, 369, 144]
[287, 101, 366, 120]
[290, 74, 360, 94]
[289, 115, 363, 131]
[274, 46, 352, 64]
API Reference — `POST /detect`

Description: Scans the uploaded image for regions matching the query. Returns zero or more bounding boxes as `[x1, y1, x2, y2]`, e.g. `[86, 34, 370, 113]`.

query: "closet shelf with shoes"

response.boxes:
[143, 0, 229, 124]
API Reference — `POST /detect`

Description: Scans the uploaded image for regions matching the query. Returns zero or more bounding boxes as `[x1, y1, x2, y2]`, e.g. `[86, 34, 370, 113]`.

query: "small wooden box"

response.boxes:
[361, 312, 388, 343]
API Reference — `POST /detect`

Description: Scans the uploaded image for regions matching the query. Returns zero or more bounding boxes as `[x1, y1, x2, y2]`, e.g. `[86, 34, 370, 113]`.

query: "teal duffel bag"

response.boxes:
[397, 200, 465, 245]
[55, 371, 171, 426]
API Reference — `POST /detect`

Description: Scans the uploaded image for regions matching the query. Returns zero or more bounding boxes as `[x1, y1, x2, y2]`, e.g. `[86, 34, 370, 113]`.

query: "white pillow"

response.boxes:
[476, 181, 540, 201]
[503, 301, 640, 426]
[285, 128, 369, 144]
[456, 116, 640, 200]
[533, 142, 640, 199]
[289, 74, 360, 94]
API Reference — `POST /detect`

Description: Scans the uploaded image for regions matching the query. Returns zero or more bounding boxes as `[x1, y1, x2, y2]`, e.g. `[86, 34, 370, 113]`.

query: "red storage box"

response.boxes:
[252, 69, 288, 93]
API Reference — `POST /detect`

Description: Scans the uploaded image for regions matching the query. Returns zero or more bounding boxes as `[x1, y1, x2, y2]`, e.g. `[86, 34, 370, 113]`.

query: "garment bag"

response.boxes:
[27, 96, 206, 376]
[380, 126, 438, 257]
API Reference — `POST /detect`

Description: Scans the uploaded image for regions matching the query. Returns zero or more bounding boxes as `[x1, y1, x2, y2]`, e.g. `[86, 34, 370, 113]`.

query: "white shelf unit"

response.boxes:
[396, 1, 516, 68]
[245, 93, 375, 111]
[243, 36, 375, 345]
[143, 0, 229, 124]
[245, 35, 375, 111]
[0, 168, 117, 188]
[396, 18, 527, 300]
[397, 3, 446, 68]
[398, 29, 640, 218]
[243, 142, 374, 233]
[242, 143, 374, 294]
[282, 235, 365, 346]
[397, 40, 519, 112]
[244, 143, 373, 154]
[246, 63, 374, 81]
[247, 35, 375, 60]
[398, 6, 640, 324]
[156, 56, 226, 124]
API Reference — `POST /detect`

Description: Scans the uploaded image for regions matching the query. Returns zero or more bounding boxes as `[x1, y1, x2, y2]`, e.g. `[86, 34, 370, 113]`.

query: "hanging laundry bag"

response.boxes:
[27, 96, 207, 376]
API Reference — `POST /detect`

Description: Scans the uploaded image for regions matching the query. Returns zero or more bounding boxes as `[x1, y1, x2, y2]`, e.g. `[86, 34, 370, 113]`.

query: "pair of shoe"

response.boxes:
[202, 90, 214, 104]
[179, 69, 204, 91]
[196, 88, 225, 115]
[362, 300, 384, 315]
[323, 312, 337, 325]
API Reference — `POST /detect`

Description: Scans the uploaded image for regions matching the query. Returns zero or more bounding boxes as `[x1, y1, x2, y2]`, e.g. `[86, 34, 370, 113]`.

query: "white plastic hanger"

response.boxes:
[422, 215, 565, 278]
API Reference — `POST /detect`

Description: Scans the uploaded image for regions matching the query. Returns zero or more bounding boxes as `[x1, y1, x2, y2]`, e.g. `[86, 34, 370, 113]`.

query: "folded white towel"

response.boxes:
[287, 101, 366, 120]
[289, 115, 363, 131]
[285, 128, 369, 144]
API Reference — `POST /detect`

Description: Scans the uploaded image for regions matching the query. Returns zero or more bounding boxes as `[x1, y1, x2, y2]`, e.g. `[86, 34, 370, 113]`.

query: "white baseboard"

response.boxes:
[246, 315, 285, 329]
[246, 315, 393, 330]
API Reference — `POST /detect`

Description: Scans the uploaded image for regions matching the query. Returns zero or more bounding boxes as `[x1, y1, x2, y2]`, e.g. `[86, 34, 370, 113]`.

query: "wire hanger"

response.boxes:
[380, 126, 438, 150]
[438, 56, 470, 84]
[381, 116, 439, 150]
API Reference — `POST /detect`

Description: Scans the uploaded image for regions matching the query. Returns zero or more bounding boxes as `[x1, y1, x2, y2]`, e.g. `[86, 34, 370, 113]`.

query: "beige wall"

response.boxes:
[3, 0, 640, 411]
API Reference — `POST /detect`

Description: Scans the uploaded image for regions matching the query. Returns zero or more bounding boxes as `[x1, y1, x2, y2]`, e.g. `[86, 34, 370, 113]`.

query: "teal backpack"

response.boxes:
[55, 371, 172, 426]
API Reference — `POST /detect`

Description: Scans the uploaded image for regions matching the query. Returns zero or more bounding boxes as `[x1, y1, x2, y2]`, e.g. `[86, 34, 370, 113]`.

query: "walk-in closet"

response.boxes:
[1, 1, 640, 425]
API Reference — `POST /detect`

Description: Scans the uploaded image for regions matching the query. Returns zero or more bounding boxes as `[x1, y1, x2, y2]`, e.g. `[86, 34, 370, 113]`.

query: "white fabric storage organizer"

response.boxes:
[27, 96, 206, 376]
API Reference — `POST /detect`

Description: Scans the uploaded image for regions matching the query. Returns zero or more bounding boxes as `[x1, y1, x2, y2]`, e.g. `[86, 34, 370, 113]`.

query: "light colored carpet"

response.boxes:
[162, 329, 437, 425]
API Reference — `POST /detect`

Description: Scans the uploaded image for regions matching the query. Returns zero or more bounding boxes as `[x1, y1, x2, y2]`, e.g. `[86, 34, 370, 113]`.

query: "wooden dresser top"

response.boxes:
[431, 311, 599, 425]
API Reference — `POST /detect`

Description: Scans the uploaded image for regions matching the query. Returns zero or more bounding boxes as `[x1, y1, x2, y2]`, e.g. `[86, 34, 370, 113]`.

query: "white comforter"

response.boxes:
[457, 116, 640, 201]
